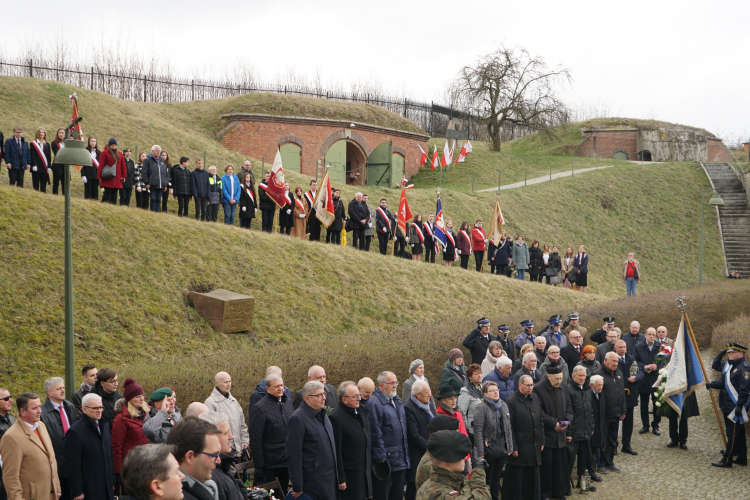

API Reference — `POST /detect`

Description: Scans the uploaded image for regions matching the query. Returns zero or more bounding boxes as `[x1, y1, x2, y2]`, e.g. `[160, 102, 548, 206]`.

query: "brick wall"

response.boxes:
[707, 138, 734, 162]
[218, 114, 429, 180]
[576, 129, 638, 160]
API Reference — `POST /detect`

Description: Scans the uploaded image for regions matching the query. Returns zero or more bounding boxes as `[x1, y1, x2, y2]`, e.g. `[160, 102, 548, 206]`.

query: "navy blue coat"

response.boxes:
[494, 239, 512, 265]
[286, 401, 339, 500]
[403, 398, 431, 483]
[573, 252, 588, 273]
[3, 136, 30, 168]
[367, 389, 410, 472]
[622, 332, 646, 356]
[191, 168, 209, 198]
[482, 368, 515, 401]
[616, 353, 644, 408]
[634, 341, 661, 394]
[247, 378, 293, 422]
[64, 416, 115, 500]
[463, 327, 496, 366]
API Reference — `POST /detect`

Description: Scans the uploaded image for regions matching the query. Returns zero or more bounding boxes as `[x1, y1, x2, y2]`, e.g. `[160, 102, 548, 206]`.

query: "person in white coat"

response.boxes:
[204, 372, 249, 453]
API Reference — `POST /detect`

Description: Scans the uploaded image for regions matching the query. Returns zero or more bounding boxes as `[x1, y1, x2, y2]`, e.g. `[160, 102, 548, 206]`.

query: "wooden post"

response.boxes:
[683, 312, 727, 448]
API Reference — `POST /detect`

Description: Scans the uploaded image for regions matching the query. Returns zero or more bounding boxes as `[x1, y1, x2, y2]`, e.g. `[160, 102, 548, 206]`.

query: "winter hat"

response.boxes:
[149, 388, 173, 403]
[108, 138, 117, 146]
[448, 348, 464, 362]
[122, 377, 144, 401]
[409, 359, 424, 374]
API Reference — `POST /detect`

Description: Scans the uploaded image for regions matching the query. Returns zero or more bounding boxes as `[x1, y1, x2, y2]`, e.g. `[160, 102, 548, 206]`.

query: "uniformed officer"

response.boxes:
[590, 316, 615, 345]
[497, 325, 515, 362]
[514, 320, 535, 353]
[708, 342, 750, 467]
[416, 431, 490, 500]
[415, 415, 461, 491]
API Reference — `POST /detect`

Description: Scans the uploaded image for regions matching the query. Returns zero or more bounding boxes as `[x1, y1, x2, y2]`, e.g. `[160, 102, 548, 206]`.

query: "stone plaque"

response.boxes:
[189, 289, 255, 333]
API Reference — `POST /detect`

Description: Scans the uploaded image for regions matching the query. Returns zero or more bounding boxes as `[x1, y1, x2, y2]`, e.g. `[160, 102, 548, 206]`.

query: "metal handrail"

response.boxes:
[724, 145, 750, 205]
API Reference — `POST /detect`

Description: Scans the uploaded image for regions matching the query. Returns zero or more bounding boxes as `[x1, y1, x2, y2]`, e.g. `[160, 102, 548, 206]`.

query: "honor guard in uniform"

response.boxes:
[590, 317, 615, 345]
[514, 320, 535, 353]
[708, 342, 750, 467]
[416, 431, 490, 500]
[497, 325, 515, 362]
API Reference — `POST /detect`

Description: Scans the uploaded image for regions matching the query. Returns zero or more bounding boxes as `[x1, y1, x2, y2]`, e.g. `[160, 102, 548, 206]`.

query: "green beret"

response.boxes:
[149, 388, 173, 402]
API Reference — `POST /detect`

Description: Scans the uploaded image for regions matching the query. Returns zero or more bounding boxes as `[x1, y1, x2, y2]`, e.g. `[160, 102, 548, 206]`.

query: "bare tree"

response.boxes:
[454, 45, 571, 151]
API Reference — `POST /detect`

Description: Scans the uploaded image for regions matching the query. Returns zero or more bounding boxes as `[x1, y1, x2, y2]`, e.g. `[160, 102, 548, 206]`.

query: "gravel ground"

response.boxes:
[573, 352, 749, 499]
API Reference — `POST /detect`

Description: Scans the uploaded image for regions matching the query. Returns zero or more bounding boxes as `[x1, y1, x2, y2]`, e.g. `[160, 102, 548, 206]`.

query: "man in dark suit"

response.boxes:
[423, 213, 436, 263]
[293, 365, 337, 410]
[614, 340, 644, 455]
[514, 352, 542, 390]
[561, 330, 585, 376]
[634, 328, 662, 435]
[590, 316, 615, 345]
[347, 192, 369, 250]
[3, 126, 30, 187]
[40, 377, 78, 500]
[623, 321, 646, 355]
[595, 328, 620, 363]
[593, 352, 626, 472]
[403, 379, 432, 500]
[167, 417, 223, 500]
[64, 393, 114, 500]
[286, 381, 339, 500]
[463, 317, 494, 365]
[330, 381, 372, 500]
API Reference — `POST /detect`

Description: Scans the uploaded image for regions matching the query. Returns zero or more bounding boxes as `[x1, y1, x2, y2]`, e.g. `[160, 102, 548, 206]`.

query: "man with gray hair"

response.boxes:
[200, 411, 248, 500]
[41, 376, 77, 500]
[204, 372, 249, 453]
[65, 393, 114, 500]
[249, 365, 293, 420]
[249, 372, 293, 494]
[286, 381, 339, 499]
[588, 375, 606, 481]
[482, 356, 514, 401]
[330, 381, 372, 499]
[348, 191, 370, 250]
[293, 365, 337, 410]
[403, 379, 432, 500]
[593, 352, 626, 472]
[142, 144, 169, 212]
[368, 371, 409, 500]
[623, 320, 645, 355]
[513, 352, 542, 390]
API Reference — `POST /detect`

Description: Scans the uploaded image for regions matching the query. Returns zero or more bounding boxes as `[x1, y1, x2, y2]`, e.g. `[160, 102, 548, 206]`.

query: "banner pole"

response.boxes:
[683, 312, 727, 448]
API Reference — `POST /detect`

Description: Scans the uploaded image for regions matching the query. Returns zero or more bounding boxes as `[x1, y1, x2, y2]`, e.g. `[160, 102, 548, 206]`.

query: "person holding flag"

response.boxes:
[708, 342, 750, 467]
[423, 213, 436, 264]
[305, 180, 322, 241]
[394, 179, 414, 258]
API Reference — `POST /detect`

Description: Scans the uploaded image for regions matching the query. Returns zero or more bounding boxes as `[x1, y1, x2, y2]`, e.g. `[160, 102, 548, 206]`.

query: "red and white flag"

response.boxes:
[418, 144, 428, 166]
[455, 140, 473, 164]
[431, 144, 439, 171]
[266, 147, 288, 207]
[69, 93, 85, 171]
[396, 180, 413, 238]
[314, 169, 336, 228]
[440, 140, 452, 167]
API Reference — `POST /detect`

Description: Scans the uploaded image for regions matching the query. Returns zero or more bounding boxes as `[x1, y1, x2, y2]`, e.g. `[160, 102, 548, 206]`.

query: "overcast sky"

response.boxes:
[2, 0, 747, 143]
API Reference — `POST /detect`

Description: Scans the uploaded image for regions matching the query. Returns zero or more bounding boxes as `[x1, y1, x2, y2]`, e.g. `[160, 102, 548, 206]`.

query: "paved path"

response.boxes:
[578, 350, 748, 499]
[476, 161, 661, 193]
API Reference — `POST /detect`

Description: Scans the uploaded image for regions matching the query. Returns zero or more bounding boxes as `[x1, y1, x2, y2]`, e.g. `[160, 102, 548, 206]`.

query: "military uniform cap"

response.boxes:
[427, 414, 460, 433]
[521, 319, 534, 327]
[548, 315, 562, 325]
[726, 342, 748, 353]
[477, 317, 491, 327]
[497, 324, 510, 331]
[568, 312, 579, 320]
[603, 316, 615, 323]
[149, 387, 173, 402]
[427, 430, 472, 462]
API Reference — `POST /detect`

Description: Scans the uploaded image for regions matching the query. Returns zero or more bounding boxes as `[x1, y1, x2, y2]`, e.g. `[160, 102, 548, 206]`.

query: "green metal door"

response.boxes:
[324, 140, 347, 186]
[391, 153, 404, 184]
[280, 143, 301, 173]
[613, 152, 628, 161]
[367, 141, 393, 187]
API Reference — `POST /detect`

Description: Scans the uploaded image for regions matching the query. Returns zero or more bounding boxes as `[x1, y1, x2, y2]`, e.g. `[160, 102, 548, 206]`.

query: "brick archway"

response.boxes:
[393, 146, 407, 157]
[320, 129, 372, 157]
[277, 134, 304, 147]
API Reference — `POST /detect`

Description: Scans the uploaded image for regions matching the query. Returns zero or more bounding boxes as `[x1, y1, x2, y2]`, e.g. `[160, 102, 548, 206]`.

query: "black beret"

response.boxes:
[427, 430, 472, 462]
[427, 415, 460, 433]
[545, 364, 563, 375]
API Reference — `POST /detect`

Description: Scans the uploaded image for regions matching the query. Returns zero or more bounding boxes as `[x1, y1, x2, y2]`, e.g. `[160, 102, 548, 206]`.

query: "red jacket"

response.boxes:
[472, 226, 487, 252]
[97, 148, 127, 189]
[111, 403, 148, 473]
[435, 404, 469, 438]
[456, 229, 472, 255]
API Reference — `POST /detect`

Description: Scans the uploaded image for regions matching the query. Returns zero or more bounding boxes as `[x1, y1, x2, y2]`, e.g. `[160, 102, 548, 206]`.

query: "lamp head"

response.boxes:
[708, 193, 724, 206]
[54, 139, 92, 167]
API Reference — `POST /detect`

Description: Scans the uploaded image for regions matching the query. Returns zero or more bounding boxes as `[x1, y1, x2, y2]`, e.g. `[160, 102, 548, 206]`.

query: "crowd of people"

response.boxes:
[0, 314, 747, 500]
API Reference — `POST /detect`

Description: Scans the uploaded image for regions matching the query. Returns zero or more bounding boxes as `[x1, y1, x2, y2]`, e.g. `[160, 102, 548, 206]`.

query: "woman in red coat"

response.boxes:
[456, 221, 473, 270]
[471, 219, 487, 272]
[111, 377, 149, 483]
[98, 138, 127, 205]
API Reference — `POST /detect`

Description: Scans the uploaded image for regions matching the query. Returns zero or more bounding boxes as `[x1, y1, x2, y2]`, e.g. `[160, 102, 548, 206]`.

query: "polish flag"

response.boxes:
[431, 144, 439, 170]
[440, 140, 452, 167]
[455, 140, 473, 164]
[418, 144, 428, 166]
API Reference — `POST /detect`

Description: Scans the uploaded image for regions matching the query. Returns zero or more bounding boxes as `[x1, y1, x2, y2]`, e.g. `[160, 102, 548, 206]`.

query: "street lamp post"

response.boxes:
[53, 118, 92, 399]
[699, 189, 725, 285]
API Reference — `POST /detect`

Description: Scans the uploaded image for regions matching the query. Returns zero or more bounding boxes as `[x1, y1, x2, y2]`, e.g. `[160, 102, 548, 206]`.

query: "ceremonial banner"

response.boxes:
[314, 170, 336, 228]
[662, 317, 705, 417]
[396, 180, 413, 238]
[266, 148, 288, 207]
[488, 199, 505, 245]
[418, 144, 428, 166]
[455, 140, 473, 164]
[433, 195, 447, 250]
[431, 144, 439, 171]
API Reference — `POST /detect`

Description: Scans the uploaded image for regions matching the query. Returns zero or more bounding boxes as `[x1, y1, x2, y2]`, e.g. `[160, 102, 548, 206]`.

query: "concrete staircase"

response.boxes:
[700, 162, 750, 277]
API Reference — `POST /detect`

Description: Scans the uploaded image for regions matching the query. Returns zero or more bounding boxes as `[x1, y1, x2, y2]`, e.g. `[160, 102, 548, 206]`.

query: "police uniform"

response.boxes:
[709, 342, 750, 467]
[513, 320, 535, 353]
[562, 312, 588, 343]
[590, 316, 615, 345]
[497, 325, 515, 362]
[416, 431, 490, 500]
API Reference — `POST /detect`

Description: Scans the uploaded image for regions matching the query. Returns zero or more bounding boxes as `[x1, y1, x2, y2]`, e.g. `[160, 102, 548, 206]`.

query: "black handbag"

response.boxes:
[545, 267, 557, 277]
[484, 438, 505, 461]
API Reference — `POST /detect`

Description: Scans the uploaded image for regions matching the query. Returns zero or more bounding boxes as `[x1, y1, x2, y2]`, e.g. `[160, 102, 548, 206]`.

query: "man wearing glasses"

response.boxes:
[167, 417, 223, 500]
[330, 381, 373, 500]
[93, 368, 124, 430]
[287, 381, 339, 500]
[64, 393, 115, 500]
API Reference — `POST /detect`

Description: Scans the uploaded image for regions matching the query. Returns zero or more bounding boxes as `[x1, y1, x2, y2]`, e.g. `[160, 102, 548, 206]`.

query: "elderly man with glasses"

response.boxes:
[330, 381, 372, 500]
[65, 393, 115, 500]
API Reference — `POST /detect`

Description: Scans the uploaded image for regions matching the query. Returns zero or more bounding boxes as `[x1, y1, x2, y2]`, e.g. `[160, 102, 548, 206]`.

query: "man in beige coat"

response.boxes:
[204, 372, 249, 453]
[0, 393, 61, 500]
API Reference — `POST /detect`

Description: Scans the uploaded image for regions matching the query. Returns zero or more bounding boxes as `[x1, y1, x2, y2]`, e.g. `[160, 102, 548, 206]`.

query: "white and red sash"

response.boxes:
[446, 231, 459, 260]
[294, 197, 306, 214]
[284, 192, 293, 207]
[460, 229, 472, 254]
[424, 223, 433, 237]
[377, 207, 391, 231]
[305, 190, 316, 208]
[413, 223, 425, 244]
[472, 226, 486, 243]
[30, 141, 49, 168]
[245, 187, 255, 204]
[90, 150, 99, 168]
[258, 182, 268, 193]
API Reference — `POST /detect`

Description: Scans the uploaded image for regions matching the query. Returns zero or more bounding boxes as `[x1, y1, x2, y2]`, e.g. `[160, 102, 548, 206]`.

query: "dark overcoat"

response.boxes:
[590, 388, 607, 448]
[403, 398, 430, 483]
[532, 378, 573, 449]
[249, 392, 294, 468]
[505, 391, 544, 467]
[64, 416, 115, 500]
[330, 404, 372, 500]
[566, 380, 594, 441]
[40, 399, 78, 479]
[463, 327, 495, 366]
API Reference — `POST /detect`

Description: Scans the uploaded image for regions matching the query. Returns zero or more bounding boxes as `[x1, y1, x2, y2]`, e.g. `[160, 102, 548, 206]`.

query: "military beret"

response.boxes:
[427, 415, 460, 433]
[149, 388, 173, 402]
[427, 430, 472, 462]
[437, 385, 457, 399]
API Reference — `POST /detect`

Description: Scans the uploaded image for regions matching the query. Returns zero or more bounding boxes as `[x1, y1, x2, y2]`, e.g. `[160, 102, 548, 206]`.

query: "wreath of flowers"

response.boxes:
[653, 345, 674, 416]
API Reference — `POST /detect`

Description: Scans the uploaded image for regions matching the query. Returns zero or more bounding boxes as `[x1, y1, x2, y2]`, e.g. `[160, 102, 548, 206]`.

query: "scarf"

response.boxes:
[451, 363, 467, 382]
[464, 380, 483, 400]
[484, 396, 504, 431]
[438, 401, 456, 415]
[411, 395, 434, 419]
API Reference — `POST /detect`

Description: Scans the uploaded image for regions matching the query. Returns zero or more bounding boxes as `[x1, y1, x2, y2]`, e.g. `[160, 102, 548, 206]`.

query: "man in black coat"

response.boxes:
[634, 328, 662, 435]
[589, 317, 615, 345]
[622, 321, 646, 355]
[560, 330, 585, 376]
[533, 365, 573, 500]
[286, 381, 339, 500]
[330, 381, 372, 500]
[513, 352, 542, 391]
[348, 192, 370, 251]
[258, 171, 276, 233]
[403, 379, 432, 500]
[588, 375, 606, 481]
[293, 365, 337, 410]
[64, 393, 115, 500]
[502, 374, 544, 500]
[375, 198, 397, 255]
[593, 352, 626, 472]
[327, 189, 347, 245]
[40, 377, 78, 500]
[4, 127, 30, 187]
[463, 317, 494, 366]
[614, 340, 644, 455]
[496, 325, 515, 362]
[567, 367, 596, 490]
[200, 412, 247, 500]
[278, 182, 294, 235]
